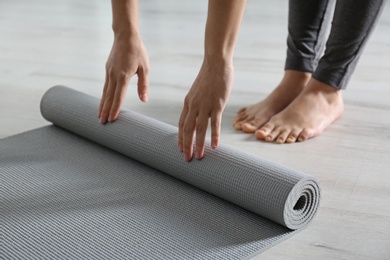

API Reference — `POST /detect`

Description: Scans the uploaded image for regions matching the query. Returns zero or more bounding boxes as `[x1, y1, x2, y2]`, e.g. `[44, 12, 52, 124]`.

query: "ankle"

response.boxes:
[284, 70, 312, 83]
[307, 78, 340, 93]
[306, 79, 343, 104]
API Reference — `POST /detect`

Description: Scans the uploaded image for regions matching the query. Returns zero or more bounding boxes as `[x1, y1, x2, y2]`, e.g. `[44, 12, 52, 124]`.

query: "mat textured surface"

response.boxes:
[1, 86, 321, 259]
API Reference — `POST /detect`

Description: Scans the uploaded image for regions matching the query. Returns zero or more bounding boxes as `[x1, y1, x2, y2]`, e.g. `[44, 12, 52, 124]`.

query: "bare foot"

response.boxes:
[256, 78, 344, 144]
[232, 70, 311, 132]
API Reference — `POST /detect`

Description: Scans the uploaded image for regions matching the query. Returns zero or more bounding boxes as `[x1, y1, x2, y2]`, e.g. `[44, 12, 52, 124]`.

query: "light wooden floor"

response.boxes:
[1, 1, 389, 259]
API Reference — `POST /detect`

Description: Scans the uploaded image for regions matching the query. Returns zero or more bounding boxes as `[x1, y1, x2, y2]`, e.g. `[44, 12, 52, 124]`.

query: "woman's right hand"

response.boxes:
[98, 35, 150, 124]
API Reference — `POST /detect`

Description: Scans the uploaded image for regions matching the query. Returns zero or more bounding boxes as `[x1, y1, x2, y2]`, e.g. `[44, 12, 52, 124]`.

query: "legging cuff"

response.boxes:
[284, 55, 317, 74]
[312, 61, 349, 90]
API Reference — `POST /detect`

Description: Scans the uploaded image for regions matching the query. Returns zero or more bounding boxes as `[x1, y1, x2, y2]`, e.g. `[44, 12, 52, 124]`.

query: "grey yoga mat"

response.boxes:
[1, 86, 321, 259]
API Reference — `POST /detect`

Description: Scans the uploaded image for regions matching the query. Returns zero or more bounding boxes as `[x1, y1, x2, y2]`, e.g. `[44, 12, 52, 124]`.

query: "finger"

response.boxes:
[98, 70, 109, 118]
[137, 66, 149, 102]
[210, 112, 222, 149]
[100, 76, 116, 125]
[108, 77, 130, 122]
[178, 102, 189, 152]
[195, 114, 209, 160]
[182, 111, 197, 161]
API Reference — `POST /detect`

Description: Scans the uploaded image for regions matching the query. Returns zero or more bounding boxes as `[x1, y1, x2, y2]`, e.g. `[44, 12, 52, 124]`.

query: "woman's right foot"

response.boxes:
[233, 70, 311, 132]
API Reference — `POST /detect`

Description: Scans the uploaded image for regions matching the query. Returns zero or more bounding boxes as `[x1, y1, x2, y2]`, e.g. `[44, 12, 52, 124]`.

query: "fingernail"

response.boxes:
[184, 153, 193, 162]
[108, 115, 113, 122]
[178, 144, 183, 152]
[140, 93, 148, 102]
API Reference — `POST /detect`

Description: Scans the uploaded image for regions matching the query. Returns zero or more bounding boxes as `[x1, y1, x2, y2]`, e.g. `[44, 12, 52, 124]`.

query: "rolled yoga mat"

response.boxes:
[1, 86, 321, 259]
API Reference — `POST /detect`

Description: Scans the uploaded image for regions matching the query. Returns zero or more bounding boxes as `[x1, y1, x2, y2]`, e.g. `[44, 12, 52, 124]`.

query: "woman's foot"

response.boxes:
[232, 70, 311, 132]
[256, 78, 344, 143]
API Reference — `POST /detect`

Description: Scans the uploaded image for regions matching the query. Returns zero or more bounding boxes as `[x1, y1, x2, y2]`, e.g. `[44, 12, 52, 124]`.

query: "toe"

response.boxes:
[286, 129, 300, 143]
[241, 122, 257, 133]
[234, 116, 253, 130]
[297, 128, 312, 142]
[233, 114, 248, 124]
[233, 115, 247, 129]
[241, 118, 261, 133]
[233, 122, 241, 130]
[242, 118, 269, 133]
[232, 114, 243, 125]
[276, 130, 291, 144]
[255, 122, 274, 140]
[264, 128, 281, 142]
[237, 107, 246, 114]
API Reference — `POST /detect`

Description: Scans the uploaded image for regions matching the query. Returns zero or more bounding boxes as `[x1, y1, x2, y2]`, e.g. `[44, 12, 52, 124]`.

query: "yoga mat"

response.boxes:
[1, 86, 321, 259]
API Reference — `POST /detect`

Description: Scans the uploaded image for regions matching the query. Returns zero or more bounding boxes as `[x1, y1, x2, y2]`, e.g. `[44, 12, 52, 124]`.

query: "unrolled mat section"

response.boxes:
[1, 86, 321, 259]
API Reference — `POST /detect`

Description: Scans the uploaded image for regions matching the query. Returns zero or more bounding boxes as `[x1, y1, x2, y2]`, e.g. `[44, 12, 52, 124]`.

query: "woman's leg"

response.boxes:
[285, 0, 335, 73]
[256, 0, 385, 143]
[313, 0, 386, 89]
[233, 0, 335, 132]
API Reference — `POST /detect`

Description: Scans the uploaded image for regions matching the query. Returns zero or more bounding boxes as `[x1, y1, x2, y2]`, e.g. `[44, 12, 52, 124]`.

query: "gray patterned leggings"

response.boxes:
[285, 0, 386, 89]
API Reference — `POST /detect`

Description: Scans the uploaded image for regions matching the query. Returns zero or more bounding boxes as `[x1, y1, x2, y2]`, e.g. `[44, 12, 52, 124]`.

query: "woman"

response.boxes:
[98, 0, 385, 161]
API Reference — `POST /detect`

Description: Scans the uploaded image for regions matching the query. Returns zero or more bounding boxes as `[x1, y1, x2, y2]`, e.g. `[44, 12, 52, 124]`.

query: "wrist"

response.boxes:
[204, 52, 233, 70]
[113, 25, 140, 40]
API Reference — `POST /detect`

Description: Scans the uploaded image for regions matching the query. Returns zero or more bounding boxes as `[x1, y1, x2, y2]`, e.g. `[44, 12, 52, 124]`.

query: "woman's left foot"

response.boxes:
[256, 78, 344, 144]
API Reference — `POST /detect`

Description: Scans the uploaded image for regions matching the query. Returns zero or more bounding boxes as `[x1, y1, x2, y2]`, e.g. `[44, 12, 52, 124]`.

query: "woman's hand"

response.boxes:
[178, 60, 233, 161]
[98, 35, 149, 124]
